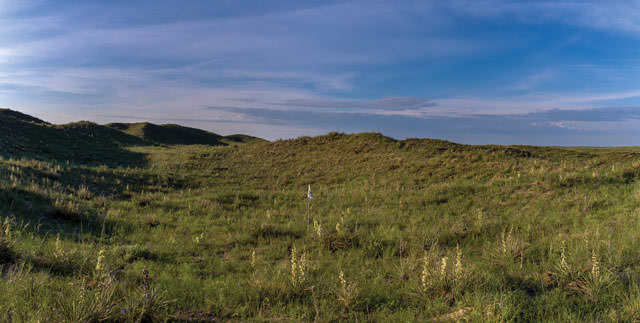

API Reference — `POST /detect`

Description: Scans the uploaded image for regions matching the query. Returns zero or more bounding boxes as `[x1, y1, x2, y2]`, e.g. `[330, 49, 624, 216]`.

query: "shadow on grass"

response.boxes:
[4, 160, 188, 202]
[0, 117, 151, 168]
[0, 186, 133, 242]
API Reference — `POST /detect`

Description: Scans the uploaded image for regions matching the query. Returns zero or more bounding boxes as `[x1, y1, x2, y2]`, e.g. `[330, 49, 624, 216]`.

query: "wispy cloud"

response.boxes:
[272, 97, 437, 111]
[448, 1, 640, 36]
[507, 70, 558, 91]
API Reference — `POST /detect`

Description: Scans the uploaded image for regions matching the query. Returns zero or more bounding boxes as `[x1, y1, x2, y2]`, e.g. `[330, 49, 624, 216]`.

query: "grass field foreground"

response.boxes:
[2, 112, 640, 321]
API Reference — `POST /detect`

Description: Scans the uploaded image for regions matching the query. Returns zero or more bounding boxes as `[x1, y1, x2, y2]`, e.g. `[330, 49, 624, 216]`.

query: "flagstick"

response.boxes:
[307, 197, 310, 231]
[306, 184, 312, 232]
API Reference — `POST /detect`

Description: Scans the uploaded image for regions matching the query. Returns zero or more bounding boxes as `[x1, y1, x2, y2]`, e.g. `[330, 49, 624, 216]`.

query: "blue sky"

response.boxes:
[1, 0, 640, 145]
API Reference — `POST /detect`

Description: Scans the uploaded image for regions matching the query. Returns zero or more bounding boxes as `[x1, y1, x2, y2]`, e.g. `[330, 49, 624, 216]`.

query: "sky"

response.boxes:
[1, 0, 640, 145]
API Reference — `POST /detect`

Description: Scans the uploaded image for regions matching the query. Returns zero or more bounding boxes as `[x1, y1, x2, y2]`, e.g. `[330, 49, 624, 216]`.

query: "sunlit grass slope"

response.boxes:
[1, 109, 640, 321]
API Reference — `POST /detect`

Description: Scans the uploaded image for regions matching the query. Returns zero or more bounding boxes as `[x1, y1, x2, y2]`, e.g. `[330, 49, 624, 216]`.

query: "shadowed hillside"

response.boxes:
[1, 109, 266, 167]
[222, 133, 266, 144]
[0, 109, 47, 124]
[0, 109, 149, 167]
[107, 122, 230, 146]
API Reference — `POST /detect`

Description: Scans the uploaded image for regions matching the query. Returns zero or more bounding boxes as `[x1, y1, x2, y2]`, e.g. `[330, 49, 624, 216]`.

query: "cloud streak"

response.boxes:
[448, 0, 640, 36]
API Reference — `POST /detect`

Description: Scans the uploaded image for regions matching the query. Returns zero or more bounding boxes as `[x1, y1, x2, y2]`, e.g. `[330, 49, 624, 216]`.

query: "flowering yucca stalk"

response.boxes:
[250, 249, 256, 270]
[440, 256, 448, 282]
[290, 246, 307, 287]
[55, 233, 61, 251]
[338, 270, 358, 311]
[501, 231, 508, 256]
[291, 246, 298, 285]
[558, 240, 570, 278]
[299, 252, 307, 284]
[307, 185, 312, 230]
[3, 217, 11, 239]
[95, 249, 106, 273]
[591, 248, 600, 282]
[313, 220, 322, 239]
[53, 233, 65, 259]
[454, 244, 463, 284]
[421, 252, 430, 292]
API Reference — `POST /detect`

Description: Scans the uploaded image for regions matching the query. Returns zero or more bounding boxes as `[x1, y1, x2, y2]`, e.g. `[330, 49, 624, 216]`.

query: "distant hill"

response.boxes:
[221, 134, 266, 144]
[106, 122, 224, 146]
[0, 109, 267, 166]
[0, 108, 48, 124]
[107, 122, 265, 146]
[0, 109, 150, 166]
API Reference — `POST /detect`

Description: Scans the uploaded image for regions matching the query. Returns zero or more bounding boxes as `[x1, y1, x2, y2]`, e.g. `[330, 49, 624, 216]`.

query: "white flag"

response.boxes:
[307, 184, 313, 200]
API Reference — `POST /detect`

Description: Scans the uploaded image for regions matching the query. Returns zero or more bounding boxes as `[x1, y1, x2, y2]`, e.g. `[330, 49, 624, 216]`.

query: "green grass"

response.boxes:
[2, 109, 640, 321]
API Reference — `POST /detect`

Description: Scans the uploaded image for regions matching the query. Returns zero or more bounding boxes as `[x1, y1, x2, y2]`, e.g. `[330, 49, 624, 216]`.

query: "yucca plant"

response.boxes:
[290, 245, 308, 289]
[122, 268, 173, 322]
[55, 282, 118, 323]
[337, 270, 358, 319]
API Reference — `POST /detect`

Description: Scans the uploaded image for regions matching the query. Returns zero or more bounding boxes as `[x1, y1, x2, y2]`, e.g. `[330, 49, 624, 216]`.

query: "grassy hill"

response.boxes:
[222, 133, 266, 144]
[106, 122, 264, 146]
[2, 109, 640, 321]
[0, 109, 150, 166]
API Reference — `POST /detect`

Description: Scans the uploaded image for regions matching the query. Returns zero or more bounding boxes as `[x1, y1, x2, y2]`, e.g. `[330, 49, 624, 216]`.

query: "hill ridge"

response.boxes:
[106, 122, 265, 146]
